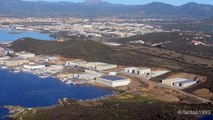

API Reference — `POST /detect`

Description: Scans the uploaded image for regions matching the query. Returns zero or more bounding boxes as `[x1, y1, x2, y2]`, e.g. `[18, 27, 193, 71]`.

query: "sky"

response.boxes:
[24, 0, 213, 6]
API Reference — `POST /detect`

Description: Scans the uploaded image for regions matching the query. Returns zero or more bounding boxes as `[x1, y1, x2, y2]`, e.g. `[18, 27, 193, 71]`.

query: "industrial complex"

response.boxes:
[0, 46, 200, 89]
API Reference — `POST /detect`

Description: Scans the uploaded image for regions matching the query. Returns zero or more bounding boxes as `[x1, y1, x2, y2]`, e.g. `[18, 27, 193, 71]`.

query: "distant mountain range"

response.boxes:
[0, 0, 213, 19]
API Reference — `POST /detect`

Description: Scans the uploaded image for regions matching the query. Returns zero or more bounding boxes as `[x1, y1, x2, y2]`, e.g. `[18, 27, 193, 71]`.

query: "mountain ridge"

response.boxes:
[0, 1, 213, 19]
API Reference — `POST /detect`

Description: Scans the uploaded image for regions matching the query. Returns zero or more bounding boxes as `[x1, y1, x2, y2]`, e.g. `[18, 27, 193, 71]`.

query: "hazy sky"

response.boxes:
[26, 0, 213, 5]
[24, 0, 213, 5]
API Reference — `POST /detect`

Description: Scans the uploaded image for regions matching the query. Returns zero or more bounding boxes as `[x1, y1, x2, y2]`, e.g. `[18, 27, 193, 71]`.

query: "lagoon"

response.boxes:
[0, 29, 54, 41]
[0, 69, 113, 119]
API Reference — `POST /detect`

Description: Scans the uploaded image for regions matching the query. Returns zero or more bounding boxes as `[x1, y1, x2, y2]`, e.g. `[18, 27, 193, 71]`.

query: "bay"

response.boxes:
[0, 69, 113, 119]
[0, 29, 54, 41]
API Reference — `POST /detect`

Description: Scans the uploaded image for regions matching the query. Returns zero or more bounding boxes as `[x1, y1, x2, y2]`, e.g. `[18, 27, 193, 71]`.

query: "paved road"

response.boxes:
[121, 72, 213, 104]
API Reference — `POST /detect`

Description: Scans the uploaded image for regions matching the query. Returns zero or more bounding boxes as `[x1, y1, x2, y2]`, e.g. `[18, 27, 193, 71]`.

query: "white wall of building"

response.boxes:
[17, 52, 35, 59]
[97, 76, 131, 87]
[74, 72, 102, 80]
[24, 64, 46, 70]
[124, 67, 151, 75]
[174, 81, 197, 88]
[162, 78, 197, 89]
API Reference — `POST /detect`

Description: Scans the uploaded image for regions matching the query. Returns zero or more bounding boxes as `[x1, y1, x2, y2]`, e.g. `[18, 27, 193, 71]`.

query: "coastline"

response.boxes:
[0, 67, 117, 119]
[0, 30, 126, 119]
[0, 28, 54, 42]
[5, 88, 120, 120]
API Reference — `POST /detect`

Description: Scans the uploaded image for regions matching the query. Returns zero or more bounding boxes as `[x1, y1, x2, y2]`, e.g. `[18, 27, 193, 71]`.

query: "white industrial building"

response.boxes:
[0, 56, 10, 60]
[102, 42, 121, 46]
[109, 72, 117, 76]
[23, 64, 46, 70]
[83, 62, 117, 71]
[123, 67, 151, 76]
[96, 75, 131, 87]
[42, 56, 58, 62]
[65, 61, 87, 67]
[74, 72, 102, 80]
[44, 65, 64, 74]
[162, 78, 197, 89]
[65, 61, 117, 71]
[16, 51, 35, 59]
[4, 48, 15, 55]
[146, 70, 170, 79]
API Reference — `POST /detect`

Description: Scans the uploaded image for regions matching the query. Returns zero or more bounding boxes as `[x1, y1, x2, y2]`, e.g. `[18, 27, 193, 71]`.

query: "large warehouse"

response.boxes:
[74, 72, 102, 81]
[162, 78, 197, 89]
[96, 75, 131, 87]
[16, 51, 35, 59]
[23, 64, 46, 70]
[84, 62, 117, 71]
[123, 67, 151, 76]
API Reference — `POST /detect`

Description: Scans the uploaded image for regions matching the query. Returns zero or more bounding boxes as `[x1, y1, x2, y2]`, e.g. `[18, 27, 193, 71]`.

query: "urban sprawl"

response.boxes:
[0, 17, 163, 41]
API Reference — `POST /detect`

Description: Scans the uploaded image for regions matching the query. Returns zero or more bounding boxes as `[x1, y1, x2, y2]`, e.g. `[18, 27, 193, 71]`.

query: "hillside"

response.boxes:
[9, 38, 113, 61]
[114, 32, 213, 59]
[8, 38, 187, 68]
[162, 19, 213, 33]
[0, 0, 213, 19]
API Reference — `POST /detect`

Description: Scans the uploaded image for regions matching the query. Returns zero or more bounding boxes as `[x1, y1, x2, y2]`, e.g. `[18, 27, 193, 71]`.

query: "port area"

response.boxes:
[0, 51, 210, 104]
[1, 47, 213, 120]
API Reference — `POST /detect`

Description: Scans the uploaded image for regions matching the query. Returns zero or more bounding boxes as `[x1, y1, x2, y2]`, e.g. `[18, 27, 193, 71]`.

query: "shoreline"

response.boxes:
[4, 91, 118, 119]
[0, 67, 118, 119]
[0, 28, 55, 42]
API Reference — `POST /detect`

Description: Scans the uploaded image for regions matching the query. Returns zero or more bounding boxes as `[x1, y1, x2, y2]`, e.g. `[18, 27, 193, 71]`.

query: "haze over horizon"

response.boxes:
[24, 0, 213, 6]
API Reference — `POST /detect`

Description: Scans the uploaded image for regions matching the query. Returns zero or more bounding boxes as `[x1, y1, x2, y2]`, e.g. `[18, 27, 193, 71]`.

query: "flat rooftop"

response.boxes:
[100, 75, 126, 81]
[163, 78, 189, 82]
[124, 67, 150, 70]
[176, 80, 196, 84]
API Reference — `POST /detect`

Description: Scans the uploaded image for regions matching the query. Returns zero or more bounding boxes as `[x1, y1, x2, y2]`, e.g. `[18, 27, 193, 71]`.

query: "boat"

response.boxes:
[65, 81, 76, 85]
[13, 70, 21, 73]
[22, 68, 31, 72]
[39, 75, 50, 79]
[1, 66, 8, 69]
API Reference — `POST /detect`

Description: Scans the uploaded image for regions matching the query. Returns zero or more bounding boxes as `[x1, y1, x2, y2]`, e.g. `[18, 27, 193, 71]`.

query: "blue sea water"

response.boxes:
[0, 69, 113, 119]
[0, 29, 54, 41]
[198, 115, 213, 120]
[0, 28, 112, 119]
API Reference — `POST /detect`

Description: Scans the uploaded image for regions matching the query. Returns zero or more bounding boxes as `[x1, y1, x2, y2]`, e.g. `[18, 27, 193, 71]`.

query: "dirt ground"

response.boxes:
[193, 88, 213, 100]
